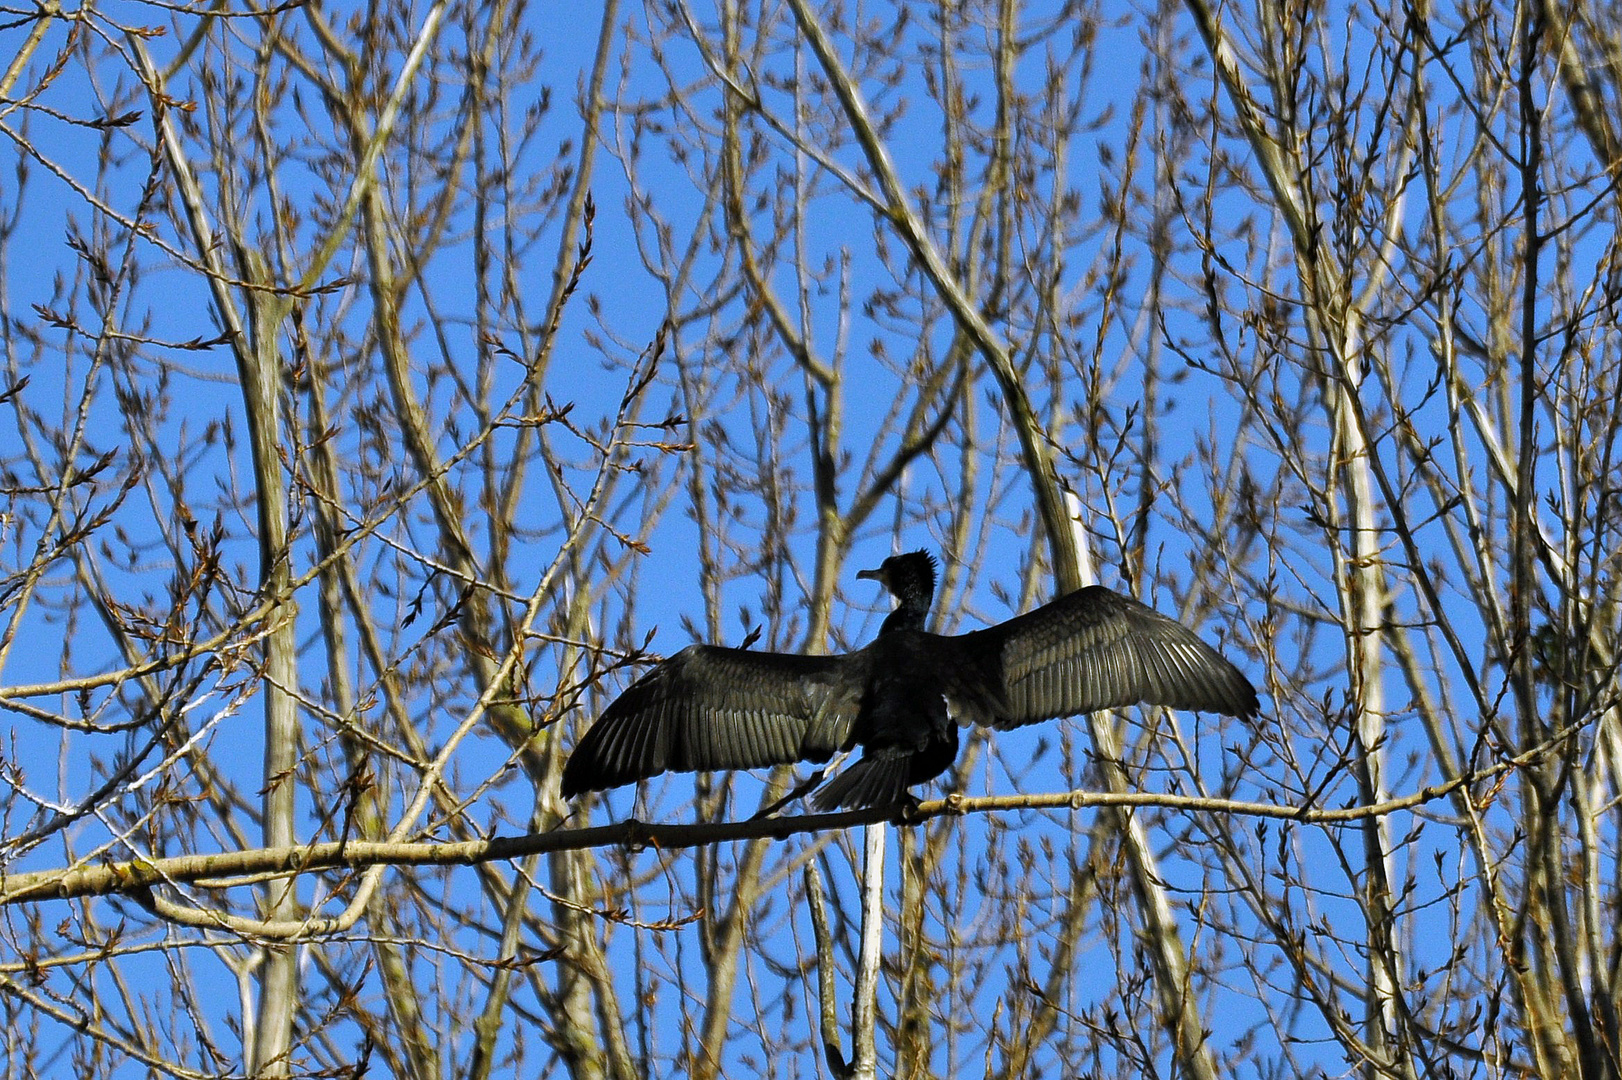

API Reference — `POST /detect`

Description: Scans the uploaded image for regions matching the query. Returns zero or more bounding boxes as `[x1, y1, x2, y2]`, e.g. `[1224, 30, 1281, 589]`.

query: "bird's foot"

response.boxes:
[890, 793, 925, 825]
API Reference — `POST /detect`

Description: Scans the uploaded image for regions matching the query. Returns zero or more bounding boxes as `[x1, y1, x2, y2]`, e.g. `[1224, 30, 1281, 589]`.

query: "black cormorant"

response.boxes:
[560, 550, 1258, 810]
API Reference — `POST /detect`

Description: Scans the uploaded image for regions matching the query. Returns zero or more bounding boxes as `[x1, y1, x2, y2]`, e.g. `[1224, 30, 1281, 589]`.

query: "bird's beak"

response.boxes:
[856, 566, 885, 585]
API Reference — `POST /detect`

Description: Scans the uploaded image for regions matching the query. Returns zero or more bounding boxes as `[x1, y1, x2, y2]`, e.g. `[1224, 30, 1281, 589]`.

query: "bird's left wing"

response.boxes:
[943, 585, 1258, 729]
[560, 645, 864, 797]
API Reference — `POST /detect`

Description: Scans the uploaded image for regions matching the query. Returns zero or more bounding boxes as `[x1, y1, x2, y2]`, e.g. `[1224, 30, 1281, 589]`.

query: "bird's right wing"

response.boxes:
[560, 645, 865, 797]
[947, 585, 1258, 729]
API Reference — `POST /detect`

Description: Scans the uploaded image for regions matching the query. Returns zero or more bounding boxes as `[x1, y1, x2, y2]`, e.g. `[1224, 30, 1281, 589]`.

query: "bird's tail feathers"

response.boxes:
[812, 755, 911, 811]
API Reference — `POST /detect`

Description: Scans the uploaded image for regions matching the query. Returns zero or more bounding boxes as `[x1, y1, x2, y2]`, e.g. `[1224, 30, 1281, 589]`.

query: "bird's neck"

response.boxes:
[879, 590, 930, 635]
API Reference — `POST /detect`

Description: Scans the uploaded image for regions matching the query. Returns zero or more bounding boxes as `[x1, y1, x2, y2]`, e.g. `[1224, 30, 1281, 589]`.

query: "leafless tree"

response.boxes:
[2, 1, 1619, 1078]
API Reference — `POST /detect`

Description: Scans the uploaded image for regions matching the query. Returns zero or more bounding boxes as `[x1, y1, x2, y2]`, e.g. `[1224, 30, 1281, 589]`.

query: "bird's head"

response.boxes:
[858, 549, 938, 608]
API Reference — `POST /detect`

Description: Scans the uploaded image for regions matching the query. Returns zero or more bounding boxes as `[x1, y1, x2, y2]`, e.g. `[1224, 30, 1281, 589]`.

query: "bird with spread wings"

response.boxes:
[561, 550, 1258, 811]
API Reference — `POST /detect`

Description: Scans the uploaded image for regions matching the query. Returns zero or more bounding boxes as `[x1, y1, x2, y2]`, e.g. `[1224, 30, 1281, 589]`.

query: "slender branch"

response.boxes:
[3, 734, 1563, 908]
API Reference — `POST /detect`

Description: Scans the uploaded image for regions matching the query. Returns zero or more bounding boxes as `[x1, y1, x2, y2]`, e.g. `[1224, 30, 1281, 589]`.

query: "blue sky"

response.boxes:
[4, 1, 1608, 1076]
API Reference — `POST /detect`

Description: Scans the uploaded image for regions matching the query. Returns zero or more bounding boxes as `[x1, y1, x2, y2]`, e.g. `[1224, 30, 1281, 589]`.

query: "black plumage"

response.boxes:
[560, 550, 1258, 810]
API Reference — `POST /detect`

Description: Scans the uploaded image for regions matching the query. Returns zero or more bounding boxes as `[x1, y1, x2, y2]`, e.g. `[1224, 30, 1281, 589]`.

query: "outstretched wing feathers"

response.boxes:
[954, 585, 1258, 729]
[562, 581, 1259, 804]
[560, 644, 863, 797]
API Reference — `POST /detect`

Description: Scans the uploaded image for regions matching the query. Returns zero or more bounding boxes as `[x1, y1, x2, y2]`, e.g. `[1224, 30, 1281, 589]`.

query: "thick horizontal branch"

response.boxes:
[0, 769, 1493, 907]
[0, 809, 884, 905]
